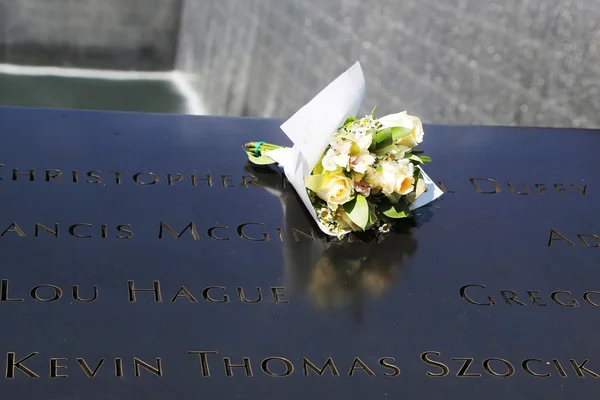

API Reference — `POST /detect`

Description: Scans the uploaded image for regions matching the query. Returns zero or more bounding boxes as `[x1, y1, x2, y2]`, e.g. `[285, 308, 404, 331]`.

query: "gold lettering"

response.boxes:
[522, 359, 550, 377]
[86, 171, 102, 183]
[500, 290, 526, 306]
[459, 284, 495, 306]
[77, 358, 104, 378]
[507, 182, 529, 195]
[237, 222, 269, 241]
[188, 351, 218, 377]
[527, 290, 547, 306]
[128, 280, 162, 303]
[470, 178, 501, 194]
[241, 175, 259, 188]
[547, 229, 575, 247]
[551, 291, 580, 307]
[1, 222, 26, 237]
[6, 352, 39, 378]
[159, 221, 199, 240]
[12, 168, 35, 181]
[379, 357, 401, 377]
[72, 285, 98, 302]
[50, 358, 68, 378]
[69, 224, 92, 239]
[482, 358, 514, 377]
[134, 358, 162, 377]
[223, 357, 253, 377]
[115, 358, 123, 378]
[569, 359, 600, 378]
[303, 357, 340, 376]
[438, 181, 455, 193]
[45, 169, 63, 182]
[202, 287, 229, 303]
[191, 174, 212, 187]
[348, 357, 375, 376]
[167, 173, 183, 185]
[453, 358, 480, 377]
[72, 170, 79, 183]
[30, 285, 62, 302]
[578, 234, 600, 248]
[421, 352, 449, 377]
[553, 183, 566, 195]
[583, 291, 600, 307]
[1, 280, 23, 302]
[271, 287, 288, 304]
[552, 359, 568, 377]
[534, 184, 546, 194]
[572, 184, 588, 195]
[0, 163, 3, 180]
[261, 357, 294, 377]
[171, 286, 198, 303]
[116, 224, 133, 239]
[221, 175, 235, 187]
[207, 226, 230, 241]
[133, 172, 159, 185]
[108, 171, 126, 184]
[237, 287, 262, 303]
[35, 223, 58, 237]
[101, 224, 107, 239]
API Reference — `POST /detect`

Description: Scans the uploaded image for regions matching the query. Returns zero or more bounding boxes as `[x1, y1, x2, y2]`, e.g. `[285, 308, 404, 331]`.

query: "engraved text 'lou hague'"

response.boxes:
[0, 167, 590, 196]
[0, 280, 288, 304]
[3, 351, 600, 379]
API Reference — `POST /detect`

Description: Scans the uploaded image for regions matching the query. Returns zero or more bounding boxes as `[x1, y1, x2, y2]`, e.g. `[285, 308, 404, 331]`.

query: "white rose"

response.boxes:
[378, 111, 424, 148]
[380, 160, 415, 197]
[378, 111, 413, 130]
[315, 173, 354, 210]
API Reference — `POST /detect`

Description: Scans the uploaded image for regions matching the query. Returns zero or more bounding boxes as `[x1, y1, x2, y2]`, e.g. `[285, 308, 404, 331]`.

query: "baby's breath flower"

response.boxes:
[379, 223, 391, 233]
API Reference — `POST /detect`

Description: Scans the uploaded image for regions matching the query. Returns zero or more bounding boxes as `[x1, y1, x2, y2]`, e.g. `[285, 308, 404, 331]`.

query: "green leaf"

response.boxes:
[304, 174, 327, 193]
[380, 200, 411, 219]
[420, 156, 432, 163]
[343, 194, 369, 230]
[371, 106, 377, 118]
[343, 116, 357, 126]
[411, 150, 424, 155]
[245, 151, 276, 165]
[391, 126, 412, 141]
[375, 128, 393, 148]
[408, 154, 423, 164]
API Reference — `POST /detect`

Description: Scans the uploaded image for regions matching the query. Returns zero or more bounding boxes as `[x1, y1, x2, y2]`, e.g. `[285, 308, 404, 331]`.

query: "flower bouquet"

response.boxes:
[244, 62, 443, 238]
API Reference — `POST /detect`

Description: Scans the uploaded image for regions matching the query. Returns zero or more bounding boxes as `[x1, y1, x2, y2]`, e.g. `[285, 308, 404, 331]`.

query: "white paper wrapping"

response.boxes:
[267, 62, 443, 236]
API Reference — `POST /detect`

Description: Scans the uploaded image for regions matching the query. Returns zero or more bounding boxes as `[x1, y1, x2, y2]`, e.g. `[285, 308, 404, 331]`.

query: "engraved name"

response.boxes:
[469, 178, 588, 196]
[0, 280, 288, 304]
[547, 229, 600, 247]
[0, 221, 368, 243]
[459, 284, 600, 307]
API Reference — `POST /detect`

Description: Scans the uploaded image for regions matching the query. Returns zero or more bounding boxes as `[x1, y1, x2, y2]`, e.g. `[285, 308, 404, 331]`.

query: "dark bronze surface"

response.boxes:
[0, 106, 599, 398]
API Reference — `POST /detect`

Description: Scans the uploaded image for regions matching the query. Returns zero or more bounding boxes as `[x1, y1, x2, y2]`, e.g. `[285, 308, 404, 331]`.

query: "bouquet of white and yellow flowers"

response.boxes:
[244, 62, 442, 238]
[246, 109, 433, 237]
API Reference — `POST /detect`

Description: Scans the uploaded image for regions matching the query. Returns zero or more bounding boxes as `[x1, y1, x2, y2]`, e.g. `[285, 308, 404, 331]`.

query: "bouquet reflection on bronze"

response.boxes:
[244, 62, 442, 239]
[245, 163, 421, 318]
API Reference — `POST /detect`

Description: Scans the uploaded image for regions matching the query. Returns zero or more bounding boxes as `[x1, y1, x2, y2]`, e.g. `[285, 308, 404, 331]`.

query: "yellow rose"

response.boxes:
[314, 172, 353, 210]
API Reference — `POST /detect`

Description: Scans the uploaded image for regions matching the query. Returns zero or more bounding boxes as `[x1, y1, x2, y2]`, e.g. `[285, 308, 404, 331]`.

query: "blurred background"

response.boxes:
[1, 0, 599, 128]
